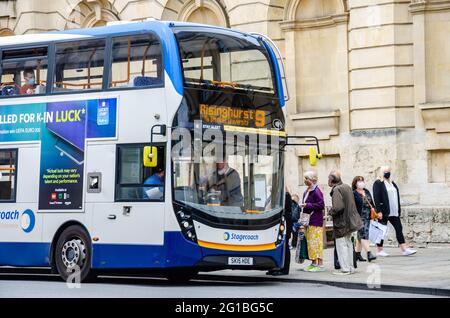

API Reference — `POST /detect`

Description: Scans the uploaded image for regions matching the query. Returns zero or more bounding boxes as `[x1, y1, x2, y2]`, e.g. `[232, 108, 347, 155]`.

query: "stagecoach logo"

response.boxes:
[0, 209, 36, 233]
[272, 119, 283, 130]
[223, 231, 259, 242]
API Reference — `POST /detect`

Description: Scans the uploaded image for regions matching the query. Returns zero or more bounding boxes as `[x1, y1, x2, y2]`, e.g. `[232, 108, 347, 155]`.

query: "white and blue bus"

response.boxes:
[0, 21, 318, 282]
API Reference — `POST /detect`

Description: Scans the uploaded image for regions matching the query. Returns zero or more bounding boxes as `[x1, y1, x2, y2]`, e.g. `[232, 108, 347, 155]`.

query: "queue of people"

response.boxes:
[280, 166, 417, 276]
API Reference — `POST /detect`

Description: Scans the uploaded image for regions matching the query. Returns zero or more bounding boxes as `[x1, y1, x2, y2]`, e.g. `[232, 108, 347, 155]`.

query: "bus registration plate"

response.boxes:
[228, 257, 254, 266]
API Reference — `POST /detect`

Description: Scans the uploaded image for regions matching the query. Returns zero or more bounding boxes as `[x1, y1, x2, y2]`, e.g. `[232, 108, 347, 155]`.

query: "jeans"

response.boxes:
[377, 216, 406, 247]
[335, 234, 355, 272]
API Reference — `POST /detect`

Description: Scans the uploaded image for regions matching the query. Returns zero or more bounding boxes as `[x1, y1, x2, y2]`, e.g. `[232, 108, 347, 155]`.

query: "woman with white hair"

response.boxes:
[372, 166, 417, 257]
[300, 170, 325, 272]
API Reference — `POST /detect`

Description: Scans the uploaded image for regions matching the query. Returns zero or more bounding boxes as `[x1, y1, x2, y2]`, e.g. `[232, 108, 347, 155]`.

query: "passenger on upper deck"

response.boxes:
[20, 68, 37, 95]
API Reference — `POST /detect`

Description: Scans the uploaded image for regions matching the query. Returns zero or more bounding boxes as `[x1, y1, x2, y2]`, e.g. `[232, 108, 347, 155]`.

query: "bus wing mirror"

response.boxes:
[283, 135, 322, 167]
[309, 147, 322, 167]
[143, 146, 158, 167]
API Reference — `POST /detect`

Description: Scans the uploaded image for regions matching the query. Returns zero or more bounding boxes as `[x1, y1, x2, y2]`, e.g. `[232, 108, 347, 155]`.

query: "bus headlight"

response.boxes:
[174, 204, 197, 243]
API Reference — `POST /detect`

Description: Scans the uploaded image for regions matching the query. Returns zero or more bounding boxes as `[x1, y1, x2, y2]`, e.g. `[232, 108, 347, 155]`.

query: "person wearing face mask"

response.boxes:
[352, 176, 378, 262]
[373, 166, 417, 257]
[20, 68, 37, 95]
[205, 159, 243, 207]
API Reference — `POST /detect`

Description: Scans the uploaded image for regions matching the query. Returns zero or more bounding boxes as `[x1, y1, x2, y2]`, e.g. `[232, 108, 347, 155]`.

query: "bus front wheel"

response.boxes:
[55, 225, 95, 283]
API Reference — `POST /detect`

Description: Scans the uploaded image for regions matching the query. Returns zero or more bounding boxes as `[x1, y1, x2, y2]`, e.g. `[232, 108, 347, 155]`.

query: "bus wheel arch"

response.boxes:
[50, 222, 96, 282]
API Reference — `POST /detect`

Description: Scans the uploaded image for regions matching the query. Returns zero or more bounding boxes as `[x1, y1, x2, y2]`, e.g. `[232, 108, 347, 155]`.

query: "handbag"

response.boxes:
[295, 230, 309, 264]
[299, 211, 311, 226]
[300, 188, 315, 226]
[363, 195, 379, 220]
[369, 220, 388, 244]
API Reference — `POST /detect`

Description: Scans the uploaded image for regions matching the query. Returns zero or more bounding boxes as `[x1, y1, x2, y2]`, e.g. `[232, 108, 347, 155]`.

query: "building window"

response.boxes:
[116, 144, 166, 201]
[0, 47, 48, 97]
[110, 34, 163, 89]
[53, 39, 106, 93]
[0, 149, 17, 202]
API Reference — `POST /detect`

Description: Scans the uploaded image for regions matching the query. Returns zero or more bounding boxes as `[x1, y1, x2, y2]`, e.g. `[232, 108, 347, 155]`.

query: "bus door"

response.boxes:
[90, 143, 166, 268]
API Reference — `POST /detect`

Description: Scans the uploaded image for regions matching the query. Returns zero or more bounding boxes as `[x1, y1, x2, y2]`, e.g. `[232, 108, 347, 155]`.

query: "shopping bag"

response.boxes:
[369, 220, 388, 244]
[295, 231, 309, 264]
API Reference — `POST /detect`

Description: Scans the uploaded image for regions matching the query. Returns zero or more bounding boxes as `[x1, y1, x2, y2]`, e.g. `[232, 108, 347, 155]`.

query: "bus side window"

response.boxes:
[0, 47, 48, 97]
[116, 145, 165, 202]
[0, 149, 17, 202]
[53, 39, 105, 93]
[109, 34, 163, 89]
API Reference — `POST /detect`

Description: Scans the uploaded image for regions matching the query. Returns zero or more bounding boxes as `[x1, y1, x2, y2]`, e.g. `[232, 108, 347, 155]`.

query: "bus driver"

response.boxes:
[204, 160, 243, 207]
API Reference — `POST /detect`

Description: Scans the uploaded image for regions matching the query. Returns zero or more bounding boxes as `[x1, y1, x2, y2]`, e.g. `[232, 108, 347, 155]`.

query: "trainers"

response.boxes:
[303, 265, 315, 272]
[332, 270, 351, 276]
[308, 266, 325, 272]
[402, 248, 417, 256]
[377, 250, 390, 257]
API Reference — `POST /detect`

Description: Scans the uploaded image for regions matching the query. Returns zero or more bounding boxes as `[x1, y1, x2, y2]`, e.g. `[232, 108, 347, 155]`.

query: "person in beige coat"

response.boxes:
[328, 170, 363, 275]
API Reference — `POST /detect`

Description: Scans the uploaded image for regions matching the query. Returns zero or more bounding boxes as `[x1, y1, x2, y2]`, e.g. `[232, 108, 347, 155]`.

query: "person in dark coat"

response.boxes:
[267, 188, 293, 276]
[290, 194, 300, 249]
[352, 176, 378, 262]
[373, 166, 417, 257]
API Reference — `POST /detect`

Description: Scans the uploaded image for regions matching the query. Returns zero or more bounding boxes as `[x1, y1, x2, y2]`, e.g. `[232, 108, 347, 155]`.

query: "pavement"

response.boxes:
[200, 246, 450, 297]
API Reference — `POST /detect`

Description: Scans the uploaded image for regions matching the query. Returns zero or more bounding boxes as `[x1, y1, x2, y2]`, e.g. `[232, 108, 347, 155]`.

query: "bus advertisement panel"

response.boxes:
[0, 98, 117, 211]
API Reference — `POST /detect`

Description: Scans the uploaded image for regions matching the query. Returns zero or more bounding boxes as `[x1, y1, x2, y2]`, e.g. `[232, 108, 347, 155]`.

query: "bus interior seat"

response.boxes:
[0, 85, 19, 96]
[129, 76, 162, 87]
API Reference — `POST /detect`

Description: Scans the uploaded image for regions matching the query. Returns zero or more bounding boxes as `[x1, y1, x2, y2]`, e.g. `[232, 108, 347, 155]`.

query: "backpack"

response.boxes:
[292, 201, 300, 222]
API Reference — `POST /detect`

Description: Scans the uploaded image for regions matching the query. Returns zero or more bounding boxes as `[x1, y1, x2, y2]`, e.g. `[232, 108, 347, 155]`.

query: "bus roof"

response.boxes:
[0, 21, 254, 48]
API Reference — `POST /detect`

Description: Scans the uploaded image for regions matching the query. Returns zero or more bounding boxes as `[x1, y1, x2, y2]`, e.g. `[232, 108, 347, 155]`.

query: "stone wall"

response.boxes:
[384, 207, 450, 247]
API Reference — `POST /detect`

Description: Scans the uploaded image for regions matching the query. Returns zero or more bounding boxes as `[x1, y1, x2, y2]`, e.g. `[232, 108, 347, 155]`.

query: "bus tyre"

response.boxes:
[165, 269, 199, 283]
[55, 225, 94, 283]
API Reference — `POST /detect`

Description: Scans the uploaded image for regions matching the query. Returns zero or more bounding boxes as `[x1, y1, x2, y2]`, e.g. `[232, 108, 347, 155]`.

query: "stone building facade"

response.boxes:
[1, 0, 449, 245]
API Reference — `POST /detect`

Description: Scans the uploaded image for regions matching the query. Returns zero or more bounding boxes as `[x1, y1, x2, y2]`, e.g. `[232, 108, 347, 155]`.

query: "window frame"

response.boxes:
[107, 32, 165, 91]
[114, 143, 166, 203]
[0, 31, 165, 100]
[51, 37, 108, 95]
[0, 148, 19, 203]
[173, 27, 279, 98]
[0, 44, 52, 99]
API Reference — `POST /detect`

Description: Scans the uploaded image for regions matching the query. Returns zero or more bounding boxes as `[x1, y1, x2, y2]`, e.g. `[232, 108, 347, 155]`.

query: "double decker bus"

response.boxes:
[0, 21, 319, 282]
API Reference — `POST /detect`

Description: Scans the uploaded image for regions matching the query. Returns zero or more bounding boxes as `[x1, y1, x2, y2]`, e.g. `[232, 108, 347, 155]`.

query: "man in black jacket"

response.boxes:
[267, 190, 293, 276]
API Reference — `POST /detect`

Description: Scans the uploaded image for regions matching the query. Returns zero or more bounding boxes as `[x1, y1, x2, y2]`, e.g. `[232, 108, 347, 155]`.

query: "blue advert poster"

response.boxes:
[38, 98, 117, 210]
[39, 100, 87, 210]
[0, 97, 117, 211]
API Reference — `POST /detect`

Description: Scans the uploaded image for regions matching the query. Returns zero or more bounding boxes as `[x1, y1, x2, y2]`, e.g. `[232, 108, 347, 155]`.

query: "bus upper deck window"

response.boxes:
[53, 39, 106, 93]
[109, 34, 163, 89]
[0, 47, 48, 97]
